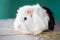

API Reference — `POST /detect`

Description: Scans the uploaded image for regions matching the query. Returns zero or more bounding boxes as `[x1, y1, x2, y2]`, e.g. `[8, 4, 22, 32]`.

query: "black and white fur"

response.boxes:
[43, 7, 55, 31]
[14, 4, 55, 35]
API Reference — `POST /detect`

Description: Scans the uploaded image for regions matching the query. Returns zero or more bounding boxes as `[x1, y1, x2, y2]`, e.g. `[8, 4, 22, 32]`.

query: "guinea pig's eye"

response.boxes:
[24, 17, 27, 20]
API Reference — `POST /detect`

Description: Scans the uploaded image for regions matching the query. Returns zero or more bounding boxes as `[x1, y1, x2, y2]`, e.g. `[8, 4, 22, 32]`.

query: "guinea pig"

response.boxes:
[14, 4, 55, 36]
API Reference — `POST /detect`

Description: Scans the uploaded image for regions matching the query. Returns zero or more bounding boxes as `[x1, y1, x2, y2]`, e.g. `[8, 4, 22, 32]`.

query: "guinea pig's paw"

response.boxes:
[32, 33, 37, 36]
[32, 30, 43, 36]
[31, 32, 40, 36]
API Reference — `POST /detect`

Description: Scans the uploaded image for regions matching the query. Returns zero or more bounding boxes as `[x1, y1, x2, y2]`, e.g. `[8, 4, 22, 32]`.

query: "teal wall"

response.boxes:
[0, 0, 60, 21]
[0, 0, 10, 19]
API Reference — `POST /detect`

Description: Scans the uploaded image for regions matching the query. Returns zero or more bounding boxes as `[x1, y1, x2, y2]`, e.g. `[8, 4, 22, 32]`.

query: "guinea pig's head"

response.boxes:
[16, 5, 33, 27]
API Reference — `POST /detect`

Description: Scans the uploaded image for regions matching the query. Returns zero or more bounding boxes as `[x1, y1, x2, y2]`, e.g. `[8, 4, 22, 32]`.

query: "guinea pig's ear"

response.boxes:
[26, 8, 33, 15]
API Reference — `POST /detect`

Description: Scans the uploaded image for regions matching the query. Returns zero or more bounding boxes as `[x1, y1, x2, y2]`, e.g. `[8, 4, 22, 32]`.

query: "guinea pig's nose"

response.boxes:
[24, 17, 27, 20]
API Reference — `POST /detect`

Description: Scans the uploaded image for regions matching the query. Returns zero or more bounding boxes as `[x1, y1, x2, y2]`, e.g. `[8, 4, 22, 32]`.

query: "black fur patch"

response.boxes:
[42, 7, 55, 31]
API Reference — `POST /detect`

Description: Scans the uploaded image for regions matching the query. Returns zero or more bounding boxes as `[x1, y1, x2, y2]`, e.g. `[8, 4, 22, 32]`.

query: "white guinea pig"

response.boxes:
[14, 4, 55, 35]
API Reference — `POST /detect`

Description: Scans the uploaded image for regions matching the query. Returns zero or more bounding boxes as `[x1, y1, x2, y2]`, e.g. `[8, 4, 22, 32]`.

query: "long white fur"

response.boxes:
[14, 4, 49, 35]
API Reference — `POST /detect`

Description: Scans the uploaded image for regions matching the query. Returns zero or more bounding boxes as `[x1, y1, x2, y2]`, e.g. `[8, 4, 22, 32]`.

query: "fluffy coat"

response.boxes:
[14, 4, 55, 35]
